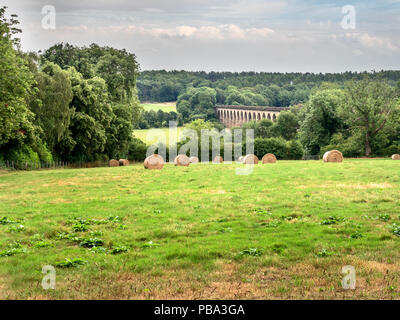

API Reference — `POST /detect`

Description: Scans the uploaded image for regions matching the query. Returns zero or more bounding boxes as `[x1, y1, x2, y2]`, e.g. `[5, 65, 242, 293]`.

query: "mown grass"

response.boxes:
[0, 159, 400, 299]
[141, 102, 176, 112]
[133, 127, 185, 145]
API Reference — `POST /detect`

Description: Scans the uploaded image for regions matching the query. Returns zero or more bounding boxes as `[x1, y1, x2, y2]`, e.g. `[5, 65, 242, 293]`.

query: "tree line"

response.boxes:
[0, 7, 145, 166]
[1, 6, 399, 166]
[138, 69, 400, 103]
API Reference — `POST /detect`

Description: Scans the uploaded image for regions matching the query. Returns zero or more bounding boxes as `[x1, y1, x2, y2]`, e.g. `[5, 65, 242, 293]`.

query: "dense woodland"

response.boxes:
[1, 7, 400, 167]
[138, 70, 400, 103]
[139, 69, 400, 159]
[0, 7, 146, 166]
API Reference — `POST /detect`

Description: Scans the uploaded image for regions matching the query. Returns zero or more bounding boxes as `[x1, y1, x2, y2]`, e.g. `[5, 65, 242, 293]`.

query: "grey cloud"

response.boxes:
[3, 0, 240, 13]
[3, 0, 400, 72]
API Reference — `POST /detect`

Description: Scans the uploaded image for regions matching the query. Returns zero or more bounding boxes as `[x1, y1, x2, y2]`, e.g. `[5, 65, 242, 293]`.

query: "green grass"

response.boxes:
[0, 159, 400, 299]
[133, 127, 185, 145]
[141, 102, 176, 112]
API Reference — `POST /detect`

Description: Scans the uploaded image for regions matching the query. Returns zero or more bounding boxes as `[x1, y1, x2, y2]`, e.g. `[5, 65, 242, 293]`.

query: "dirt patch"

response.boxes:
[22, 258, 400, 300]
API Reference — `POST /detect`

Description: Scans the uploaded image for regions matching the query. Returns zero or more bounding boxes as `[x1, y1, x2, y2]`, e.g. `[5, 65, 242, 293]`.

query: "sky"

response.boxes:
[3, 0, 400, 72]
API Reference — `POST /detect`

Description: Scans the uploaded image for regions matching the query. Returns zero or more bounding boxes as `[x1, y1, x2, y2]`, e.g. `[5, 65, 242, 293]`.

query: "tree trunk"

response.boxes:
[365, 132, 371, 157]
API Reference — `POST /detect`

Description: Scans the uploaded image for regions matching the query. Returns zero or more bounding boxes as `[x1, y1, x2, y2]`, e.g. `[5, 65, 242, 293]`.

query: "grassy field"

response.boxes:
[133, 127, 185, 145]
[0, 159, 400, 299]
[141, 102, 177, 112]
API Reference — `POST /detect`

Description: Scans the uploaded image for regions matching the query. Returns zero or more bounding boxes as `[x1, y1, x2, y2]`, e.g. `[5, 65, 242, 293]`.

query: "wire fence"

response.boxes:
[302, 155, 321, 160]
[0, 160, 113, 171]
[1, 156, 325, 171]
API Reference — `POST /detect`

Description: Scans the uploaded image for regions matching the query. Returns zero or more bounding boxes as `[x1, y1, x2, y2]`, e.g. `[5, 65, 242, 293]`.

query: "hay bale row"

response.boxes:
[213, 156, 224, 163]
[243, 154, 259, 165]
[174, 154, 190, 167]
[144, 149, 400, 169]
[109, 159, 119, 167]
[189, 156, 199, 164]
[119, 159, 129, 166]
[262, 153, 277, 164]
[109, 159, 129, 167]
[323, 150, 343, 163]
[144, 154, 164, 170]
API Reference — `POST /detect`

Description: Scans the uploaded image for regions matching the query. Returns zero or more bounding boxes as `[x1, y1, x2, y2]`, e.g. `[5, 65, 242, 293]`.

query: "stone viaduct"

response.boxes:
[215, 105, 290, 128]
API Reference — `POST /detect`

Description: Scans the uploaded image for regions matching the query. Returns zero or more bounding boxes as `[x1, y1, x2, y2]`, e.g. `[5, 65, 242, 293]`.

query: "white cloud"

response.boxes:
[2, 0, 399, 72]
[345, 32, 399, 53]
[58, 23, 274, 41]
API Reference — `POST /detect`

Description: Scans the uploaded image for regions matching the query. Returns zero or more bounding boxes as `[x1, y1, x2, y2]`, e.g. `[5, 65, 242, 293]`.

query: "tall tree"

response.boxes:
[0, 7, 40, 159]
[29, 62, 73, 154]
[299, 89, 344, 155]
[57, 68, 112, 161]
[341, 78, 399, 156]
[177, 87, 217, 122]
[273, 111, 300, 140]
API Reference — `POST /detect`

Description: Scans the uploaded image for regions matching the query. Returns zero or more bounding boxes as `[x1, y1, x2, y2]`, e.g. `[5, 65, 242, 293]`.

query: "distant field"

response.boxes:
[141, 102, 177, 112]
[133, 127, 185, 145]
[0, 159, 400, 299]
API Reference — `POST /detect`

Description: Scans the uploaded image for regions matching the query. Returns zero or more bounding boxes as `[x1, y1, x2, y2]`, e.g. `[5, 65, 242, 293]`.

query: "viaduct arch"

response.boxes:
[215, 105, 289, 128]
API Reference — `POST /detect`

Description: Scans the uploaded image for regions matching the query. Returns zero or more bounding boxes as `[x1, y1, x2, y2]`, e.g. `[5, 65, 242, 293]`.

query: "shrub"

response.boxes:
[111, 246, 129, 255]
[33, 241, 53, 248]
[72, 223, 89, 232]
[316, 248, 333, 257]
[384, 144, 400, 157]
[254, 137, 287, 159]
[286, 140, 304, 160]
[33, 143, 53, 162]
[0, 242, 26, 257]
[0, 217, 19, 225]
[350, 232, 363, 239]
[6, 145, 40, 168]
[321, 216, 345, 225]
[79, 238, 104, 248]
[239, 248, 263, 257]
[321, 133, 363, 158]
[127, 138, 148, 162]
[56, 258, 87, 268]
[392, 224, 400, 237]
[7, 224, 25, 233]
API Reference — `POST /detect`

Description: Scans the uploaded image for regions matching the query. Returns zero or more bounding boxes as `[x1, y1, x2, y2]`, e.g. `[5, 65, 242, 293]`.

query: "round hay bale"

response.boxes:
[174, 154, 190, 167]
[238, 156, 244, 163]
[243, 154, 259, 165]
[144, 154, 164, 170]
[109, 159, 119, 167]
[189, 156, 199, 164]
[119, 159, 129, 166]
[323, 151, 340, 162]
[213, 156, 224, 163]
[262, 153, 277, 164]
[392, 154, 400, 160]
[323, 150, 343, 163]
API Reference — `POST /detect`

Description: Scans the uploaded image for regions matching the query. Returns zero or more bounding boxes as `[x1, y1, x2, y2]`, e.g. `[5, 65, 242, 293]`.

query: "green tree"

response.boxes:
[57, 68, 112, 161]
[255, 119, 274, 138]
[0, 7, 47, 163]
[273, 111, 299, 140]
[299, 89, 344, 155]
[341, 78, 399, 156]
[177, 87, 217, 122]
[105, 103, 136, 158]
[29, 62, 73, 154]
[253, 137, 288, 159]
[0, 7, 33, 147]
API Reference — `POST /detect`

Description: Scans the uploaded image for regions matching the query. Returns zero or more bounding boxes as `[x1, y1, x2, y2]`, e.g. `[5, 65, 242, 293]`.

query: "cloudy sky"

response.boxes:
[3, 0, 400, 72]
